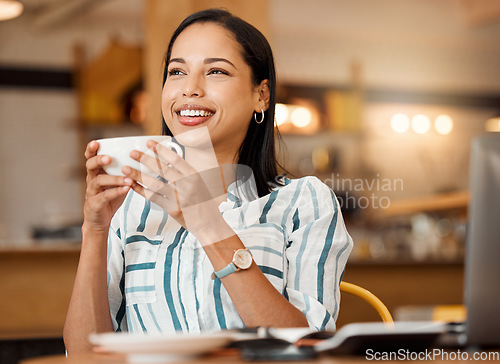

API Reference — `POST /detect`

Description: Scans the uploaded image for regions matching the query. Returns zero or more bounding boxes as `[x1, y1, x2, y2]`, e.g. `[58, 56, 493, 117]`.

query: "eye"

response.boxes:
[208, 68, 229, 76]
[168, 68, 185, 77]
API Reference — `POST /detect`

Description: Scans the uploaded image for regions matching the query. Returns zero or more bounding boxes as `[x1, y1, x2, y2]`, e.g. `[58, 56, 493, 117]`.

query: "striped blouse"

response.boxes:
[107, 175, 353, 334]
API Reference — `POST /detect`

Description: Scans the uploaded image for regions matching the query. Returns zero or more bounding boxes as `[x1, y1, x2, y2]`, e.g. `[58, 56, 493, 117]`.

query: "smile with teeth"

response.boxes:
[179, 109, 214, 117]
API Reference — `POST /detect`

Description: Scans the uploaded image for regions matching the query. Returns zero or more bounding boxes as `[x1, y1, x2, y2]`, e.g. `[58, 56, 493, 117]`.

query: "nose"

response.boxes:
[182, 74, 204, 98]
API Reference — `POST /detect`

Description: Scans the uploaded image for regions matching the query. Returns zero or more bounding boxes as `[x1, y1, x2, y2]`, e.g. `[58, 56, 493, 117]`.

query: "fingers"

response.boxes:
[128, 177, 180, 213]
[84, 140, 99, 160]
[85, 140, 113, 180]
[85, 155, 111, 173]
[88, 185, 131, 208]
[129, 149, 181, 183]
[87, 174, 134, 196]
[83, 140, 134, 232]
[123, 164, 174, 197]
[147, 140, 193, 176]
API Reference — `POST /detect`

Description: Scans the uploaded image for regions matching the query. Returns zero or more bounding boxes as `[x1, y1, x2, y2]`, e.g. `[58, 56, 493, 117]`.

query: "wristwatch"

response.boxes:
[211, 248, 253, 279]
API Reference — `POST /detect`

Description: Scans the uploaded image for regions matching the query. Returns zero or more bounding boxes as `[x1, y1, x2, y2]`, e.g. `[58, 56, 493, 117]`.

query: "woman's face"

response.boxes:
[162, 22, 267, 160]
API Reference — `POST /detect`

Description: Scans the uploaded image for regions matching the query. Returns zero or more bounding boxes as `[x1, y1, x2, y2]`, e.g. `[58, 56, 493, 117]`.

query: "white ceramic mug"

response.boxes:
[96, 136, 183, 176]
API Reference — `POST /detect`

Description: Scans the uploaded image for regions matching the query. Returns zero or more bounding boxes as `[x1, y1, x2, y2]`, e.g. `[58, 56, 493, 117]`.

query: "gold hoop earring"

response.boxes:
[254, 108, 265, 124]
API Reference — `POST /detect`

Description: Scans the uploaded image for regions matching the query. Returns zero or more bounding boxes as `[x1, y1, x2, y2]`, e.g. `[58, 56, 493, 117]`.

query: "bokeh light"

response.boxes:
[390, 113, 410, 133]
[434, 115, 453, 135]
[290, 107, 312, 128]
[485, 117, 500, 132]
[412, 114, 431, 134]
[274, 103, 288, 126]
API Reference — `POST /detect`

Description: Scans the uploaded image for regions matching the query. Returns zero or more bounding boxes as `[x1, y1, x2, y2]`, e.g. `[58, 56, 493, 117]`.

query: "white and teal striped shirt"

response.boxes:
[107, 176, 353, 333]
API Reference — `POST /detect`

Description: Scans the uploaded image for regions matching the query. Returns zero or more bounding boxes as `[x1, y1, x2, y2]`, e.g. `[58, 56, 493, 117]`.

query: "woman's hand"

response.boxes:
[123, 140, 232, 244]
[83, 140, 134, 233]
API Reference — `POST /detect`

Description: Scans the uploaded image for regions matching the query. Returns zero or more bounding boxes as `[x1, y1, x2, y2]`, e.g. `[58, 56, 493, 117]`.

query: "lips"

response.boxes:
[176, 104, 215, 126]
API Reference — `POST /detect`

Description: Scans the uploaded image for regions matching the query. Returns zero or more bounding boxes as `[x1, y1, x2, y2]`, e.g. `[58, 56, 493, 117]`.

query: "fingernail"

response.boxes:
[130, 150, 139, 159]
[123, 166, 131, 175]
[124, 178, 133, 185]
[102, 156, 110, 164]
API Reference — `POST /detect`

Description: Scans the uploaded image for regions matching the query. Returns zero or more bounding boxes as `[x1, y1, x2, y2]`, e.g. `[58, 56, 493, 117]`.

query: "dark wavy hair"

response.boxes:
[161, 8, 283, 197]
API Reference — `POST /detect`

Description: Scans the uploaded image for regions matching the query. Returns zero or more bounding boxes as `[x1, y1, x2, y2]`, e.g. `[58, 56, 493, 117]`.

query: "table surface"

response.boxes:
[20, 352, 348, 364]
[21, 350, 499, 364]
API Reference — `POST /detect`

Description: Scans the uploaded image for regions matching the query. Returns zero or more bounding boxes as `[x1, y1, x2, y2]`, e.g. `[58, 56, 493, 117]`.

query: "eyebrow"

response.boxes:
[168, 57, 236, 69]
[204, 58, 236, 69]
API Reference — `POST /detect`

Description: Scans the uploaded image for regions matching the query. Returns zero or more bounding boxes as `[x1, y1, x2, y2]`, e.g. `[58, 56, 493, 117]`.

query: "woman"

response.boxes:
[64, 9, 352, 354]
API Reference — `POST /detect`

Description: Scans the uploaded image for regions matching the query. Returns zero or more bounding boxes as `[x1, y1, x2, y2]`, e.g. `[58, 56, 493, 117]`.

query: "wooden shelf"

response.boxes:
[381, 190, 469, 217]
[347, 258, 464, 267]
[0, 242, 80, 254]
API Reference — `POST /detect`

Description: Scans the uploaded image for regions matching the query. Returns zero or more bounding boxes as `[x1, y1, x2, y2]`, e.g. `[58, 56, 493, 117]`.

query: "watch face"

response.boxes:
[233, 249, 253, 269]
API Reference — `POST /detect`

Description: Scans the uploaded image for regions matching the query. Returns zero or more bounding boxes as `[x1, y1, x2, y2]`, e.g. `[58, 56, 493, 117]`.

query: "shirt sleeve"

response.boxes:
[284, 177, 353, 331]
[107, 216, 128, 332]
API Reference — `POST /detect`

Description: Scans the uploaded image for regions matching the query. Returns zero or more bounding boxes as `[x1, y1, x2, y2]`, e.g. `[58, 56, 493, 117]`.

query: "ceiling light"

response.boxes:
[412, 114, 431, 134]
[434, 115, 454, 135]
[0, 1, 23, 21]
[485, 116, 500, 132]
[290, 107, 312, 128]
[390, 113, 410, 133]
[274, 103, 288, 126]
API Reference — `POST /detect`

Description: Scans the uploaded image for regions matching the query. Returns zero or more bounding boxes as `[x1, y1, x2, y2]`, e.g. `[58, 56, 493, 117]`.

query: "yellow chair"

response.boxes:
[340, 281, 394, 326]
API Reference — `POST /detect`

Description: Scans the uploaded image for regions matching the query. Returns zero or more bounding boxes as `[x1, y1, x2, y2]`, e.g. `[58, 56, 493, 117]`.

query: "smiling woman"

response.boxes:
[163, 22, 266, 171]
[161, 11, 277, 197]
[63, 8, 353, 354]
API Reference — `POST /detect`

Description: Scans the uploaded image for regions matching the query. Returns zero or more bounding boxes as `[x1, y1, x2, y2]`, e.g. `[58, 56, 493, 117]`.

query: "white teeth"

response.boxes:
[179, 109, 214, 117]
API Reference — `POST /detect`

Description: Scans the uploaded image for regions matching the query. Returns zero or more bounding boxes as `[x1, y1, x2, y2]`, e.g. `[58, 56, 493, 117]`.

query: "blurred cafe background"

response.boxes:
[0, 0, 499, 359]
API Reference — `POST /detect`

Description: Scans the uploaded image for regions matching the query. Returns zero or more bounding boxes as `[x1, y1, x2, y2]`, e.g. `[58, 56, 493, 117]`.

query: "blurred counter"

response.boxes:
[338, 259, 464, 327]
[0, 242, 80, 338]
[0, 242, 464, 334]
